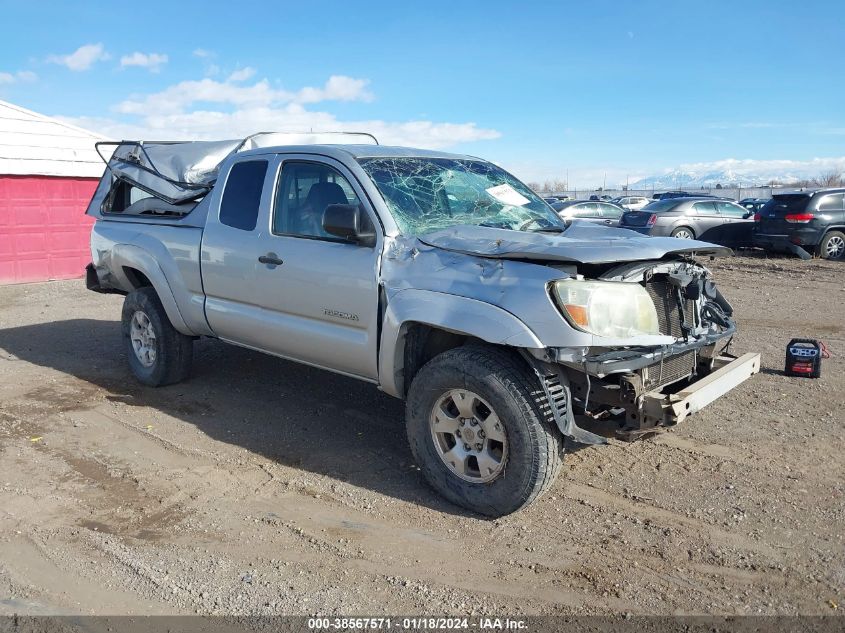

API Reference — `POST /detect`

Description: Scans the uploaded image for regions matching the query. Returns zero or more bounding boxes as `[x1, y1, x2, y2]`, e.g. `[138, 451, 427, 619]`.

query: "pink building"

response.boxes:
[0, 100, 106, 284]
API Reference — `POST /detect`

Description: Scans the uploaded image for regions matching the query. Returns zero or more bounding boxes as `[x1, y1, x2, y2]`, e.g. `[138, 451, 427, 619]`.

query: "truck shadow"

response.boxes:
[0, 318, 482, 518]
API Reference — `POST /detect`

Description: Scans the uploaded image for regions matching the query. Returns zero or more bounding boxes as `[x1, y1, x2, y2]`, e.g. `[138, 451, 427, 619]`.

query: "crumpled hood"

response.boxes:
[418, 222, 732, 264]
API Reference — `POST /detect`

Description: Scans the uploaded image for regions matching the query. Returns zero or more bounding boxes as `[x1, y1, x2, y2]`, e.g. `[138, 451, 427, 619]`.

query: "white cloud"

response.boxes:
[115, 74, 376, 117]
[227, 67, 256, 82]
[60, 72, 499, 150]
[65, 104, 499, 150]
[296, 75, 374, 104]
[120, 52, 168, 72]
[0, 69, 38, 84]
[48, 43, 109, 71]
[192, 48, 214, 58]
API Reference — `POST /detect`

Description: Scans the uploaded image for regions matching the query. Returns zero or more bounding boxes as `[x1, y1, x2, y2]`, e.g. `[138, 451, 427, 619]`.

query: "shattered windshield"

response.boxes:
[357, 157, 565, 235]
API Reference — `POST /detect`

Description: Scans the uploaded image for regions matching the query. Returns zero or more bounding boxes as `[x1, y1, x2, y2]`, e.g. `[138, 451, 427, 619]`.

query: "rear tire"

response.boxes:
[405, 345, 563, 517]
[671, 226, 695, 239]
[121, 287, 193, 387]
[819, 230, 845, 260]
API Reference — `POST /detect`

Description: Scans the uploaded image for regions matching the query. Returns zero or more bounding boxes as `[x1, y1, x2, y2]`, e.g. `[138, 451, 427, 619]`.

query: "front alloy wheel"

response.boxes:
[430, 389, 507, 483]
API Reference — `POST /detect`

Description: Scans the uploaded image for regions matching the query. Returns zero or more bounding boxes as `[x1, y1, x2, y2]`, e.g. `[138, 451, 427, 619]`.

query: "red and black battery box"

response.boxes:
[784, 339, 826, 378]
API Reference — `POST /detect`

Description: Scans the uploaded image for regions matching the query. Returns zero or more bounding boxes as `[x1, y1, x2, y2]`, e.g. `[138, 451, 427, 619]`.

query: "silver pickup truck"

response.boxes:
[85, 133, 760, 516]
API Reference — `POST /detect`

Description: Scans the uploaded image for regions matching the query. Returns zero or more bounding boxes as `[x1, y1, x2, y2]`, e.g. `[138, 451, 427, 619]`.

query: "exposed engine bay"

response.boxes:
[530, 257, 749, 442]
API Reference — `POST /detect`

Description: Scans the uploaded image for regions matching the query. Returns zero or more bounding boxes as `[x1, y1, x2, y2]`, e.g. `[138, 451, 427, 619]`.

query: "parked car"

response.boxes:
[551, 200, 624, 226]
[85, 135, 759, 516]
[753, 189, 845, 260]
[652, 191, 692, 200]
[620, 197, 755, 247]
[543, 197, 560, 204]
[589, 194, 613, 202]
[612, 196, 650, 211]
[738, 198, 768, 216]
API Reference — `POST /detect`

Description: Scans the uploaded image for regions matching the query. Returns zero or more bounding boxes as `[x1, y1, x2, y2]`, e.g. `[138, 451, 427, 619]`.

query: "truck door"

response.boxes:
[200, 153, 381, 381]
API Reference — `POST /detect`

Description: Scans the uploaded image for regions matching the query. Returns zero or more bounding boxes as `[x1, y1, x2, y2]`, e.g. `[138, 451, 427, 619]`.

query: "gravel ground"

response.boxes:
[0, 252, 842, 616]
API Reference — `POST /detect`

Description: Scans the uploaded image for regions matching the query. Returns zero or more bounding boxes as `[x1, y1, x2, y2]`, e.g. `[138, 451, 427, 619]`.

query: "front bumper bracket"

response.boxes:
[641, 352, 761, 428]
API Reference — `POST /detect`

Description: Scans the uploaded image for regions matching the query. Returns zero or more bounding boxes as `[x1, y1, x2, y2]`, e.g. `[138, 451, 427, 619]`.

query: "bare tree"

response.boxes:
[814, 170, 844, 188]
[526, 181, 542, 193]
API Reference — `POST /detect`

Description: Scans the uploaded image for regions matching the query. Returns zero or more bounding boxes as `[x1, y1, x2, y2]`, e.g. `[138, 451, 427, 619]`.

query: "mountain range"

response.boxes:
[628, 168, 810, 189]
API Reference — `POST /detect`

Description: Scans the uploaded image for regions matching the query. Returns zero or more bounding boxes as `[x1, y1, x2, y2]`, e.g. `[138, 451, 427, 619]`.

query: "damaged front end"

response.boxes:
[529, 259, 760, 441]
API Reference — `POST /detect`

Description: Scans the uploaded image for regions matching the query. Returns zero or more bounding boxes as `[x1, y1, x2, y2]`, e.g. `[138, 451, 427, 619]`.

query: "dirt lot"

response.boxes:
[0, 253, 842, 617]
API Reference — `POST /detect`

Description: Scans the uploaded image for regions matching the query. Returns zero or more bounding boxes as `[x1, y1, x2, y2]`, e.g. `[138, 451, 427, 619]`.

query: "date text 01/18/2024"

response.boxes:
[307, 618, 528, 630]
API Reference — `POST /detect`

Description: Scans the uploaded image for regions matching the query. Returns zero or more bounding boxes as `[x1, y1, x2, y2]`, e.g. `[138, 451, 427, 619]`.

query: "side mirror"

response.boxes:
[323, 203, 376, 246]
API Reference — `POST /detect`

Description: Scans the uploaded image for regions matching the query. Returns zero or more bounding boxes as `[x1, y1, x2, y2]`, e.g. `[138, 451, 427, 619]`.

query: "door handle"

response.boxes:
[258, 253, 284, 266]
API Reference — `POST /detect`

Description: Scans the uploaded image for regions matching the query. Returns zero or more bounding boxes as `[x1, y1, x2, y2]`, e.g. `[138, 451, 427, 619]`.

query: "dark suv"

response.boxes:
[753, 189, 845, 260]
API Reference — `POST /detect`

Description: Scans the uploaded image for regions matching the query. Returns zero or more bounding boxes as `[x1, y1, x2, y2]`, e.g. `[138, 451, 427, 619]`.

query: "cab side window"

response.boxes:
[273, 162, 362, 239]
[219, 160, 268, 231]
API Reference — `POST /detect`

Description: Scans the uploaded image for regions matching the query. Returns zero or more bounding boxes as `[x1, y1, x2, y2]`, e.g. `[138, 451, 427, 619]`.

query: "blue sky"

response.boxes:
[1, 0, 843, 187]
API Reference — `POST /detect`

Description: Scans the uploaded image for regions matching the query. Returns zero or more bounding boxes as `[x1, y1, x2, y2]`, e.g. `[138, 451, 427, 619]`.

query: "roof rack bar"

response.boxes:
[234, 130, 379, 152]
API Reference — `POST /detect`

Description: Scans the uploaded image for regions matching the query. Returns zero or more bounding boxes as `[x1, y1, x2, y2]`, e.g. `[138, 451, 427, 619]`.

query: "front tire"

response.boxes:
[121, 287, 193, 387]
[406, 345, 563, 516]
[819, 230, 845, 260]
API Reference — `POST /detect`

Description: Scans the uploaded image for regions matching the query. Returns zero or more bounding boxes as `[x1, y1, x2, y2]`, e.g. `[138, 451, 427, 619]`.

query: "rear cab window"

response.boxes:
[219, 160, 269, 231]
[101, 179, 198, 217]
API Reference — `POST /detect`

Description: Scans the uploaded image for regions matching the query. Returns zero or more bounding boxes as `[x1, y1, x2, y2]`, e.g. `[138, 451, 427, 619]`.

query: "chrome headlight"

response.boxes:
[551, 279, 660, 338]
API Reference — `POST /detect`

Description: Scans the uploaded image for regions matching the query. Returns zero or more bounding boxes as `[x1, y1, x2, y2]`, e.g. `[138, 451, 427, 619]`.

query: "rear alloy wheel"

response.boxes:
[819, 231, 845, 260]
[129, 310, 157, 368]
[122, 287, 193, 386]
[671, 226, 695, 239]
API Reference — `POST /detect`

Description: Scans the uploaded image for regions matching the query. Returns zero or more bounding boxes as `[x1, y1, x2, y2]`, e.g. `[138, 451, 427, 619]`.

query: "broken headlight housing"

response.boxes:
[550, 279, 660, 338]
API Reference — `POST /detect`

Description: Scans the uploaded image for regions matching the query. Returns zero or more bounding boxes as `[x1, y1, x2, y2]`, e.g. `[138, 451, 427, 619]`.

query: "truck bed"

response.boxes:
[89, 218, 212, 337]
